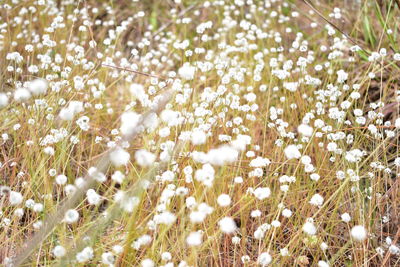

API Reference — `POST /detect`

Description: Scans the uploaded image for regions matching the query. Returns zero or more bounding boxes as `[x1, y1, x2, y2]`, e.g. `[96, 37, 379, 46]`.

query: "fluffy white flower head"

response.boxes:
[120, 111, 141, 136]
[64, 209, 79, 224]
[303, 220, 317, 235]
[351, 225, 367, 242]
[217, 194, 231, 207]
[0, 93, 9, 108]
[218, 217, 237, 234]
[14, 88, 31, 102]
[109, 147, 130, 167]
[178, 63, 196, 80]
[284, 145, 301, 160]
[186, 231, 203, 246]
[135, 149, 156, 167]
[309, 193, 324, 207]
[27, 78, 48, 95]
[254, 187, 271, 200]
[191, 130, 207, 145]
[341, 212, 351, 223]
[76, 246, 94, 263]
[53, 245, 66, 258]
[257, 252, 272, 266]
[9, 191, 23, 206]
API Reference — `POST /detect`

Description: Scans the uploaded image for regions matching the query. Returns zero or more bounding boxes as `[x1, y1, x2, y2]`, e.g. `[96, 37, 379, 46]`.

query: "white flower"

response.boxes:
[194, 163, 215, 187]
[241, 255, 251, 263]
[9, 191, 23, 206]
[101, 252, 115, 265]
[309, 193, 324, 206]
[0, 93, 9, 108]
[178, 63, 196, 80]
[282, 208, 292, 218]
[86, 189, 102, 206]
[350, 225, 367, 242]
[186, 231, 203, 246]
[161, 170, 175, 182]
[27, 78, 48, 95]
[318, 260, 329, 267]
[337, 69, 348, 83]
[53, 245, 66, 258]
[394, 157, 400, 167]
[112, 245, 123, 254]
[76, 246, 94, 263]
[206, 145, 239, 166]
[135, 149, 156, 167]
[191, 130, 207, 145]
[389, 244, 400, 254]
[395, 118, 400, 128]
[64, 209, 79, 224]
[117, 194, 140, 213]
[257, 252, 272, 266]
[303, 221, 317, 235]
[310, 173, 320, 181]
[345, 149, 364, 163]
[33, 203, 44, 212]
[132, 234, 152, 250]
[218, 217, 237, 234]
[120, 111, 141, 136]
[159, 127, 170, 137]
[88, 167, 106, 183]
[160, 110, 180, 127]
[217, 194, 231, 207]
[111, 171, 125, 184]
[55, 174, 67, 185]
[76, 116, 90, 131]
[14, 208, 24, 217]
[154, 211, 176, 225]
[298, 124, 313, 137]
[320, 242, 328, 251]
[249, 157, 271, 168]
[341, 213, 351, 223]
[33, 220, 43, 229]
[283, 81, 299, 92]
[190, 211, 207, 223]
[44, 146, 55, 156]
[161, 252, 172, 261]
[141, 259, 155, 267]
[253, 187, 271, 200]
[280, 248, 289, 256]
[232, 236, 241, 244]
[109, 147, 130, 167]
[271, 220, 281, 227]
[284, 145, 301, 160]
[14, 88, 31, 102]
[59, 101, 84, 121]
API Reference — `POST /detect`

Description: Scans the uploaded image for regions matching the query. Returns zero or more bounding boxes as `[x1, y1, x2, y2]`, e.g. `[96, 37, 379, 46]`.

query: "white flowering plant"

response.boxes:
[0, 0, 399, 266]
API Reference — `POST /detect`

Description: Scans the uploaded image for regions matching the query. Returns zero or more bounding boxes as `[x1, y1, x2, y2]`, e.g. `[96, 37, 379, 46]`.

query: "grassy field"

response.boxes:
[0, 0, 400, 266]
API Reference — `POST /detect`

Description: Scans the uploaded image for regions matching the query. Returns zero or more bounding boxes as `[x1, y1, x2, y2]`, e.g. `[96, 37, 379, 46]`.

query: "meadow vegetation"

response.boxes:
[0, 0, 400, 266]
